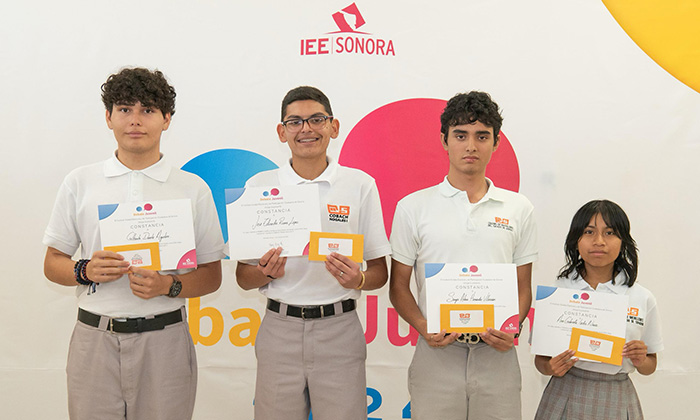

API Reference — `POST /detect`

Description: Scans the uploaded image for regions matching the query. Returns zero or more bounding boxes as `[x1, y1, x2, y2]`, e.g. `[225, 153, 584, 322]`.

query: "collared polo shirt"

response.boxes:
[43, 153, 226, 317]
[557, 271, 664, 374]
[391, 177, 538, 316]
[243, 158, 391, 305]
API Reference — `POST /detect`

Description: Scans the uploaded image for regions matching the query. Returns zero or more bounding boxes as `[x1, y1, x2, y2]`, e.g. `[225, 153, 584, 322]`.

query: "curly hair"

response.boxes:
[101, 68, 176, 116]
[558, 200, 639, 286]
[281, 86, 333, 121]
[440, 91, 502, 144]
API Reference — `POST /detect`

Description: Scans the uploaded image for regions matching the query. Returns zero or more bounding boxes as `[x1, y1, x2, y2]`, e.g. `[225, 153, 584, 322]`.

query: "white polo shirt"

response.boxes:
[43, 153, 226, 318]
[243, 158, 391, 305]
[391, 177, 538, 316]
[557, 271, 664, 374]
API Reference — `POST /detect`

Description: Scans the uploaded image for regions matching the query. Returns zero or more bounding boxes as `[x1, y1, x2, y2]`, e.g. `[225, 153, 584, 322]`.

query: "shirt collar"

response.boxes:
[437, 177, 504, 204]
[103, 152, 171, 182]
[565, 271, 629, 294]
[278, 156, 339, 186]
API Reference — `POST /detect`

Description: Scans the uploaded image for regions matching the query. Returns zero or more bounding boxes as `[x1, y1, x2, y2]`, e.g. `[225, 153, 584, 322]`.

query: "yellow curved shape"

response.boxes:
[603, 0, 700, 93]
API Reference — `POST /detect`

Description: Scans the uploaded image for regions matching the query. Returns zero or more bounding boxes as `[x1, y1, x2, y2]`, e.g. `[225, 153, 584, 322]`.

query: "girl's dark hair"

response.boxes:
[558, 200, 638, 286]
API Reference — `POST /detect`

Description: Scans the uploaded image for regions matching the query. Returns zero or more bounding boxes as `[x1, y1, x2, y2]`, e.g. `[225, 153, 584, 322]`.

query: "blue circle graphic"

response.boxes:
[181, 149, 278, 243]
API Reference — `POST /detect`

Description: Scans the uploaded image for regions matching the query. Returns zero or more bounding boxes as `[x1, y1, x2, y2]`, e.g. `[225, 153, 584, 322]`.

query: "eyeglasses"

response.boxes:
[281, 115, 333, 132]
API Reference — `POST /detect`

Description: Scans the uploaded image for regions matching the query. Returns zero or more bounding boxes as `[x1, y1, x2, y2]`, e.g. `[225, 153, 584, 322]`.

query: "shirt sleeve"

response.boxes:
[192, 180, 226, 265]
[358, 179, 391, 261]
[389, 200, 419, 267]
[513, 204, 538, 266]
[642, 291, 664, 354]
[42, 177, 80, 256]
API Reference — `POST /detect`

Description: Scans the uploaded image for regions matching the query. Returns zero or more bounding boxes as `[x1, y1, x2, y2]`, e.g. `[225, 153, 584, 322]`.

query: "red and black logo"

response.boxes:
[300, 3, 396, 56]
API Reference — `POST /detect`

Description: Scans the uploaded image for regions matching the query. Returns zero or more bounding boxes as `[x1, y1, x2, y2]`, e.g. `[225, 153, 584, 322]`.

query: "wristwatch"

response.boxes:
[168, 275, 182, 297]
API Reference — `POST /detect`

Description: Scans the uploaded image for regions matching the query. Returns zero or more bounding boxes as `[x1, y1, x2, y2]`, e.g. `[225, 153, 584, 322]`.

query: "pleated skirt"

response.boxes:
[534, 367, 644, 420]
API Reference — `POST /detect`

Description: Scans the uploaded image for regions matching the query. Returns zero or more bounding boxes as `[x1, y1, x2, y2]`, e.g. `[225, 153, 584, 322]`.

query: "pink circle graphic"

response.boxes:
[339, 98, 521, 236]
[470, 265, 479, 273]
[581, 293, 590, 301]
[270, 188, 280, 196]
[144, 203, 153, 211]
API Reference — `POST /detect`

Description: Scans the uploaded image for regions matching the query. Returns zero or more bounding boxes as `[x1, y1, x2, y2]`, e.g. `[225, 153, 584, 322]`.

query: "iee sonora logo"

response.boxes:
[300, 3, 396, 57]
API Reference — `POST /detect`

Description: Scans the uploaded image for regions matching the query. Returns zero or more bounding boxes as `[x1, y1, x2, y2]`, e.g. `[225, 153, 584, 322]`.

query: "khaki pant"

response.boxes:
[254, 306, 367, 420]
[408, 337, 522, 420]
[66, 310, 197, 420]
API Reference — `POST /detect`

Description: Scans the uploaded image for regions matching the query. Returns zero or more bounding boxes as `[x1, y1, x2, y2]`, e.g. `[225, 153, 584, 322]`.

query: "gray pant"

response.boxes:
[66, 310, 197, 420]
[408, 337, 522, 420]
[254, 306, 367, 420]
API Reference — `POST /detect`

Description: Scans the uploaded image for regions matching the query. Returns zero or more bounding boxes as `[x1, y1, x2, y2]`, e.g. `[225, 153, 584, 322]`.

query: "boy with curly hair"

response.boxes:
[43, 67, 225, 420]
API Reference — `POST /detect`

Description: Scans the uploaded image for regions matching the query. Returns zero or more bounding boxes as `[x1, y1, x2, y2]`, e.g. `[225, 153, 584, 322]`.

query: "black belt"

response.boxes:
[78, 308, 183, 333]
[267, 299, 356, 319]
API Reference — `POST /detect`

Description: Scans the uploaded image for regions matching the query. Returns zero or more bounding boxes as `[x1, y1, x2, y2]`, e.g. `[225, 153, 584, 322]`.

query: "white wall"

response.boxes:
[1, 1, 698, 418]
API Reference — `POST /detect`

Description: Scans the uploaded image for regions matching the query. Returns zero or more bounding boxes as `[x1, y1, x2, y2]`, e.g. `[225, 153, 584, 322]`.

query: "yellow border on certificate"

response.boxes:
[439, 304, 494, 333]
[104, 242, 161, 271]
[569, 327, 625, 366]
[308, 232, 364, 263]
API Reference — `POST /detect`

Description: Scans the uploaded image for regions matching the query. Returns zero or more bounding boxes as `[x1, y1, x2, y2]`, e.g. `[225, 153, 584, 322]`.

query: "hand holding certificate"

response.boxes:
[98, 199, 197, 271]
[531, 286, 628, 365]
[424, 263, 520, 335]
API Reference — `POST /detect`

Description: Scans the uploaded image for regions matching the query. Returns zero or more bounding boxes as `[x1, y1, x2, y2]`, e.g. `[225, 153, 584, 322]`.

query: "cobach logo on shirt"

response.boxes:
[300, 2, 396, 56]
[487, 216, 513, 232]
[627, 307, 644, 326]
[327, 204, 350, 222]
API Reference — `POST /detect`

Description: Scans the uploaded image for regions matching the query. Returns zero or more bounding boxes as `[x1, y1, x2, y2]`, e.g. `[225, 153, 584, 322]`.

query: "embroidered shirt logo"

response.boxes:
[627, 307, 645, 326]
[327, 204, 350, 222]
[487, 216, 514, 231]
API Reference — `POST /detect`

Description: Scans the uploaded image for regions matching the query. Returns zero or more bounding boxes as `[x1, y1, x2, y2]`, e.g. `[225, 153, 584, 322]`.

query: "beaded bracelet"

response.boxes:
[74, 259, 93, 285]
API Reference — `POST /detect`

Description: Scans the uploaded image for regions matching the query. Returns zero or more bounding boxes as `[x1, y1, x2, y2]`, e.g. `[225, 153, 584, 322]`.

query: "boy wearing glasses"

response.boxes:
[236, 86, 391, 420]
[43, 68, 225, 420]
[389, 92, 537, 420]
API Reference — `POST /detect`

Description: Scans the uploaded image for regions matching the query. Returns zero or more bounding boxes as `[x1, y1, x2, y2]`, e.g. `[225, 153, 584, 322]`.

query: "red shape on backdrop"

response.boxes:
[338, 98, 520, 237]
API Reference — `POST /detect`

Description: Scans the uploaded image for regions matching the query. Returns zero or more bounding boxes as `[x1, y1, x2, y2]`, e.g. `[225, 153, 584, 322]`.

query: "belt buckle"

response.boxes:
[301, 307, 307, 320]
[456, 333, 481, 344]
[109, 318, 114, 334]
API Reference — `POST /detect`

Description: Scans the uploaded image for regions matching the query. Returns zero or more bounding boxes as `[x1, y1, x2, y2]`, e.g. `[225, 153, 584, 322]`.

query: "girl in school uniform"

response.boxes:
[534, 200, 663, 420]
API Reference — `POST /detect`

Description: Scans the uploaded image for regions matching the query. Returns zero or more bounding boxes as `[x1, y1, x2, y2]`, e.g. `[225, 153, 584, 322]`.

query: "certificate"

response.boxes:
[424, 263, 520, 334]
[531, 286, 628, 365]
[225, 184, 321, 260]
[98, 199, 197, 271]
[308, 232, 364, 263]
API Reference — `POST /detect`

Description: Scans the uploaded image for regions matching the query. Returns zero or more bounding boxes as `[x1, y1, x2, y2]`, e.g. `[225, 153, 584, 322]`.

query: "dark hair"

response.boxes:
[559, 200, 638, 286]
[440, 91, 502, 144]
[280, 86, 333, 121]
[101, 68, 176, 116]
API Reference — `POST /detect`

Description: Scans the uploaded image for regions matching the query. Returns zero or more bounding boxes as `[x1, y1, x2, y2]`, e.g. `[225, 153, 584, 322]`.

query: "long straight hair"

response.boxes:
[558, 200, 638, 286]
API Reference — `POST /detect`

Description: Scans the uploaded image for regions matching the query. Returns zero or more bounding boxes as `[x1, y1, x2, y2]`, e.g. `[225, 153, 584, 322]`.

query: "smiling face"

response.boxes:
[441, 120, 499, 177]
[577, 213, 622, 273]
[277, 99, 339, 163]
[106, 102, 171, 164]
